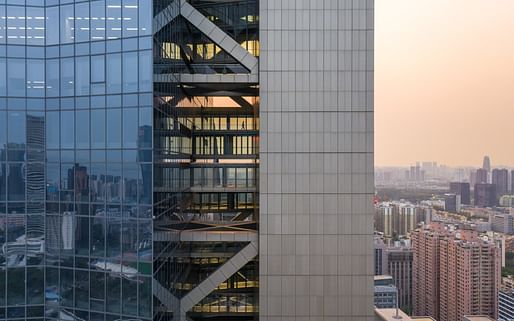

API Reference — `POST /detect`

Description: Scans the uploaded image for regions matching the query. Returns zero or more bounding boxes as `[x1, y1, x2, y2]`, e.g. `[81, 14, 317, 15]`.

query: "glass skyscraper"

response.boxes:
[0, 0, 374, 320]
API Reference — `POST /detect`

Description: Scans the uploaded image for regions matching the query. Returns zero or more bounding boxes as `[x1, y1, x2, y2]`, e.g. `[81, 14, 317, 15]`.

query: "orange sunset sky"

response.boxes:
[375, 0, 514, 167]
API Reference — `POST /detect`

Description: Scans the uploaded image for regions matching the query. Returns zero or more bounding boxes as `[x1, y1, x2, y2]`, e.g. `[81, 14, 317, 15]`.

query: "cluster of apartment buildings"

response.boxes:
[375, 221, 510, 321]
[375, 202, 432, 238]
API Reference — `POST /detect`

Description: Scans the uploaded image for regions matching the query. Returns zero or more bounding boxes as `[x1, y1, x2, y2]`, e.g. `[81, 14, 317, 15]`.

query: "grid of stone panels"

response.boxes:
[259, 0, 374, 320]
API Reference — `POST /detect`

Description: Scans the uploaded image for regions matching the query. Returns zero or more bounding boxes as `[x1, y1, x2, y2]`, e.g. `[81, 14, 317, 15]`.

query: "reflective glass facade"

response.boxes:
[0, 0, 153, 320]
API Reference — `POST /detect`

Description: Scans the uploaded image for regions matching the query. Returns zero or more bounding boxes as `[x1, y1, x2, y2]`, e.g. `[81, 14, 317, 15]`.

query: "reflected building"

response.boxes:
[0, 0, 374, 320]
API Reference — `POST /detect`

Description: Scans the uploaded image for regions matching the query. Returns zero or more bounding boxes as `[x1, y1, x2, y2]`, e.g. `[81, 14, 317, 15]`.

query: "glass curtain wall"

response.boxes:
[0, 1, 153, 320]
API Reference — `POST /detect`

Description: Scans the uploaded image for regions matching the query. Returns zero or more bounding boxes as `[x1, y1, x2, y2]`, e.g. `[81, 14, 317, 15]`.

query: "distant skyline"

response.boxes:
[375, 0, 514, 167]
[375, 159, 514, 169]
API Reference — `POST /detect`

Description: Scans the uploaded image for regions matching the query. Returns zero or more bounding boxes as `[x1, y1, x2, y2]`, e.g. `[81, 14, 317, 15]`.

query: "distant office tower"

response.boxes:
[475, 183, 497, 207]
[499, 289, 514, 321]
[483, 156, 492, 172]
[405, 170, 411, 181]
[510, 170, 514, 195]
[470, 171, 477, 189]
[407, 164, 425, 182]
[387, 247, 413, 313]
[444, 194, 461, 213]
[449, 182, 471, 205]
[477, 168, 489, 184]
[493, 169, 509, 198]
[413, 224, 501, 321]
[410, 166, 416, 181]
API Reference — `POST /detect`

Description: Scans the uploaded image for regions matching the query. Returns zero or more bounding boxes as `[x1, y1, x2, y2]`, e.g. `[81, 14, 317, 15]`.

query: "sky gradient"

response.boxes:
[375, 0, 514, 167]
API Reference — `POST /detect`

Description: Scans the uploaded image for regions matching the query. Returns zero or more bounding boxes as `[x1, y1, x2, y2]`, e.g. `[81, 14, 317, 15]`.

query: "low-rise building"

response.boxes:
[375, 285, 398, 309]
[491, 213, 514, 235]
[374, 236, 414, 312]
[500, 195, 514, 208]
[498, 289, 514, 321]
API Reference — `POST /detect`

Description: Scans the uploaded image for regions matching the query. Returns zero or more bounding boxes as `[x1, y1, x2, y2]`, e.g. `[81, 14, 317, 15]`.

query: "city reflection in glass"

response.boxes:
[0, 0, 153, 320]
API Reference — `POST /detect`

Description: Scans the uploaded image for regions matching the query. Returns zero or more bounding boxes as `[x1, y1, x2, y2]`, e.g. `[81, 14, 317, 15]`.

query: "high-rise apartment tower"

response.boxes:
[412, 224, 500, 321]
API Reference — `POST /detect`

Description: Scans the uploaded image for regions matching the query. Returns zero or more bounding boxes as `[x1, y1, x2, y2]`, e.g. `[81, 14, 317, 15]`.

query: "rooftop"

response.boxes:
[375, 275, 394, 281]
[375, 308, 436, 321]
[463, 316, 496, 321]
[375, 285, 397, 293]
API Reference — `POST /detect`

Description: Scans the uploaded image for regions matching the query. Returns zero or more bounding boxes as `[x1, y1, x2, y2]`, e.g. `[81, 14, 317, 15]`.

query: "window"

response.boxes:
[8, 111, 26, 145]
[91, 109, 106, 148]
[91, 0, 106, 41]
[0, 6, 5, 44]
[60, 111, 75, 149]
[0, 58, 5, 96]
[0, 111, 5, 146]
[107, 108, 121, 148]
[76, 110, 90, 149]
[75, 2, 90, 42]
[139, 50, 152, 92]
[106, 53, 121, 93]
[122, 108, 137, 148]
[106, 0, 122, 39]
[46, 111, 59, 149]
[91, 55, 105, 83]
[46, 59, 60, 97]
[7, 59, 26, 97]
[60, 58, 74, 96]
[60, 4, 75, 44]
[123, 52, 138, 92]
[139, 0, 152, 36]
[27, 7, 45, 46]
[122, 0, 138, 38]
[46, 6, 59, 45]
[27, 60, 45, 98]
[75, 56, 90, 96]
[7, 6, 25, 45]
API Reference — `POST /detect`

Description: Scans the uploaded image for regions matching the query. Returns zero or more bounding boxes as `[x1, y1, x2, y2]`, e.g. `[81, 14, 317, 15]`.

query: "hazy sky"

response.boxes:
[375, 0, 514, 167]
